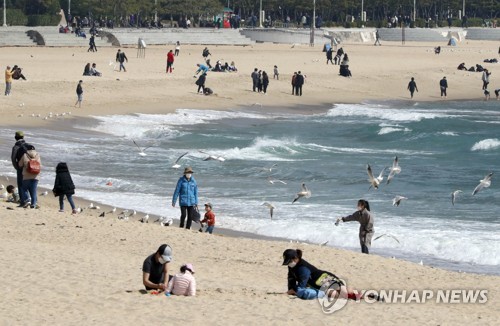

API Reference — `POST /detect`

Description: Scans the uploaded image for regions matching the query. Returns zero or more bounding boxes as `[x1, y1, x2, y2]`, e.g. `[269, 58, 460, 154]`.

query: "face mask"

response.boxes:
[288, 261, 297, 268]
[185, 173, 192, 179]
[158, 257, 167, 265]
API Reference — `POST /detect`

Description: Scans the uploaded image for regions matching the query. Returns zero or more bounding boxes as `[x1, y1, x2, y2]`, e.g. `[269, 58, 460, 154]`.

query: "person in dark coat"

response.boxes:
[326, 48, 333, 64]
[407, 77, 418, 98]
[294, 71, 304, 96]
[262, 71, 269, 94]
[52, 162, 77, 214]
[195, 73, 206, 93]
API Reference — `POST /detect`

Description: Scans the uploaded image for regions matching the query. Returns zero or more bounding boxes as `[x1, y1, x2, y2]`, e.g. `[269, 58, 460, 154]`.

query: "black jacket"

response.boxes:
[295, 74, 304, 86]
[287, 259, 336, 291]
[53, 163, 75, 196]
[196, 74, 206, 86]
[11, 139, 26, 170]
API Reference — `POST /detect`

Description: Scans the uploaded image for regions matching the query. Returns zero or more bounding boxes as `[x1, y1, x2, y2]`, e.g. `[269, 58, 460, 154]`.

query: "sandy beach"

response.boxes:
[1, 40, 499, 324]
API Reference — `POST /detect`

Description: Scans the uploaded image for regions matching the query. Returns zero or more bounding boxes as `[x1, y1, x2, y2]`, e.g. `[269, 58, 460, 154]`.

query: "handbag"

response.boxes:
[192, 206, 201, 223]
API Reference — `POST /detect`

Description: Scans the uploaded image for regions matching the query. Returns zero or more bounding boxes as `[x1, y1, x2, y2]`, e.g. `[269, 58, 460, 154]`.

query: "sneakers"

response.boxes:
[23, 202, 31, 208]
[30, 205, 40, 209]
[72, 209, 78, 214]
[59, 209, 64, 213]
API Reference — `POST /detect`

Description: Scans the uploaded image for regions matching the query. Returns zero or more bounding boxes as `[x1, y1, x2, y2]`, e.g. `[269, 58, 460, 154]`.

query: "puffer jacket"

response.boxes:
[172, 176, 198, 207]
[18, 149, 41, 180]
[53, 163, 75, 196]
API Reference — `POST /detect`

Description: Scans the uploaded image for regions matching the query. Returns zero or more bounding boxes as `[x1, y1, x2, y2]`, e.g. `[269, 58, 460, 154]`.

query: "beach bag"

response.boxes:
[27, 157, 41, 174]
[192, 206, 201, 223]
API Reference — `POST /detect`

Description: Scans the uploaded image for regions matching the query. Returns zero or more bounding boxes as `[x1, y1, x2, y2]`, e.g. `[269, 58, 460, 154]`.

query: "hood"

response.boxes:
[56, 162, 69, 173]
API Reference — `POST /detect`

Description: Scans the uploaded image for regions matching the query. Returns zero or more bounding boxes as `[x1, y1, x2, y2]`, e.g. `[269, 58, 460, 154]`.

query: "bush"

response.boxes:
[27, 15, 60, 26]
[0, 9, 28, 26]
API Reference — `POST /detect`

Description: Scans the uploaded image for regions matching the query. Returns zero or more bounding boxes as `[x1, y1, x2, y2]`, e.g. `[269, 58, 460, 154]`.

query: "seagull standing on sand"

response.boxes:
[392, 195, 407, 206]
[262, 202, 275, 219]
[40, 191, 48, 196]
[107, 207, 117, 214]
[472, 172, 493, 196]
[133, 140, 152, 157]
[387, 156, 402, 184]
[141, 214, 149, 223]
[199, 150, 226, 162]
[292, 183, 312, 204]
[171, 152, 189, 169]
[451, 190, 462, 206]
[367, 164, 381, 190]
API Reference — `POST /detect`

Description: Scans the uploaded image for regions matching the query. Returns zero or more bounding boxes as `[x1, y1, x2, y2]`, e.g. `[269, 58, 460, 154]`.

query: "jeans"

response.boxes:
[167, 62, 173, 73]
[22, 179, 38, 207]
[59, 194, 76, 210]
[17, 169, 29, 204]
[360, 232, 373, 254]
[179, 206, 195, 229]
[440, 86, 447, 97]
[5, 82, 12, 95]
[119, 62, 126, 71]
[206, 225, 214, 234]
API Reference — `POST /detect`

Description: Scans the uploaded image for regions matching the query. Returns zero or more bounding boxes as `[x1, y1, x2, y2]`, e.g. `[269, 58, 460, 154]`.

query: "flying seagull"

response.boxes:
[133, 140, 152, 157]
[373, 234, 401, 244]
[199, 150, 225, 162]
[392, 195, 407, 206]
[472, 172, 493, 196]
[260, 164, 278, 173]
[292, 183, 312, 204]
[387, 156, 401, 184]
[451, 190, 462, 206]
[262, 202, 275, 219]
[268, 177, 287, 185]
[172, 152, 189, 169]
[367, 164, 381, 190]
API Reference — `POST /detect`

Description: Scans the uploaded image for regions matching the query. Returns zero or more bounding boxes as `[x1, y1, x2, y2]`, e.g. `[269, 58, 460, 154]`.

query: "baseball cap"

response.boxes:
[15, 131, 24, 139]
[282, 249, 297, 265]
[182, 263, 195, 273]
[204, 202, 212, 209]
[158, 244, 173, 262]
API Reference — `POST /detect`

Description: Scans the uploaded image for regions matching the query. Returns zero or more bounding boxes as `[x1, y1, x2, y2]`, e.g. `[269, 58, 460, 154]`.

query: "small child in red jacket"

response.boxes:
[200, 202, 215, 234]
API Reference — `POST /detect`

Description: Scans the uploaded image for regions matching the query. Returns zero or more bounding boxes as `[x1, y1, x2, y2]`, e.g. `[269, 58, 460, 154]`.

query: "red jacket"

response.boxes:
[201, 211, 215, 226]
[167, 52, 175, 63]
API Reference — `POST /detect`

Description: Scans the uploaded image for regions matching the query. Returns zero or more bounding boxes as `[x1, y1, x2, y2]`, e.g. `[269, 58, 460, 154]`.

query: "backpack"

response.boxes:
[27, 157, 41, 174]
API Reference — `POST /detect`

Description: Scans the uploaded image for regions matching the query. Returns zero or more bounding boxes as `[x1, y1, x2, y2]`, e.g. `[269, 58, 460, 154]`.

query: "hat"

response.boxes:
[182, 263, 195, 273]
[184, 167, 194, 174]
[282, 249, 297, 265]
[158, 244, 173, 263]
[204, 202, 212, 209]
[15, 131, 24, 139]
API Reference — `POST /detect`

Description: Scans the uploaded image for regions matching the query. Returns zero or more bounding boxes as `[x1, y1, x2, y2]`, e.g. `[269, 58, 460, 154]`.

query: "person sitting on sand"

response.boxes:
[83, 63, 91, 76]
[11, 65, 27, 80]
[434, 46, 441, 55]
[457, 63, 467, 71]
[90, 63, 102, 77]
[165, 263, 196, 296]
[282, 249, 367, 301]
[6, 185, 20, 203]
[142, 244, 173, 291]
[228, 61, 237, 72]
[335, 199, 373, 254]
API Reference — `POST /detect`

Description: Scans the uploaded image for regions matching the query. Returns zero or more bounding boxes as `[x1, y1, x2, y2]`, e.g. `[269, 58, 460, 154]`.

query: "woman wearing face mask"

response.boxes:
[172, 166, 199, 229]
[142, 244, 173, 291]
[335, 199, 373, 254]
[283, 249, 363, 300]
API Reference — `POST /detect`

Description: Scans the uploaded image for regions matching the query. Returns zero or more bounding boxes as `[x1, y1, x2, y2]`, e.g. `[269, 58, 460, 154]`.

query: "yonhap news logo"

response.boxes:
[318, 281, 488, 314]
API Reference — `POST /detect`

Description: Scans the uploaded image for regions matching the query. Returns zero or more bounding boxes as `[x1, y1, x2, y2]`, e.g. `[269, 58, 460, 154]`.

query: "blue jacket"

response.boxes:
[172, 176, 198, 207]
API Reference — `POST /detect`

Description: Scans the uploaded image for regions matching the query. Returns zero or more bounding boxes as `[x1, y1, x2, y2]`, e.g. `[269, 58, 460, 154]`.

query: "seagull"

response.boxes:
[319, 241, 329, 247]
[392, 196, 407, 206]
[262, 202, 275, 219]
[107, 207, 117, 214]
[472, 172, 493, 196]
[133, 140, 152, 157]
[375, 167, 387, 184]
[374, 234, 401, 244]
[451, 190, 462, 206]
[172, 152, 189, 169]
[0, 184, 4, 190]
[141, 214, 149, 223]
[199, 150, 225, 162]
[89, 203, 94, 209]
[260, 164, 278, 173]
[268, 178, 287, 185]
[292, 183, 312, 204]
[40, 191, 49, 196]
[132, 210, 137, 216]
[367, 164, 381, 190]
[387, 156, 401, 184]
[99, 212, 105, 217]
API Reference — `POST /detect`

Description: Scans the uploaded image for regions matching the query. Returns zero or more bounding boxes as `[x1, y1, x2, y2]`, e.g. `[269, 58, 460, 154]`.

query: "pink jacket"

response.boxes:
[166, 271, 196, 296]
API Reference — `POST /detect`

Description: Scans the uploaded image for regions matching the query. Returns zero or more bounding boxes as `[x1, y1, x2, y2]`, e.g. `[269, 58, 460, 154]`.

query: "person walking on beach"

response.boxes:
[291, 72, 297, 95]
[52, 162, 77, 214]
[440, 76, 448, 98]
[175, 41, 180, 56]
[202, 47, 211, 60]
[407, 77, 418, 99]
[166, 50, 175, 73]
[18, 144, 41, 209]
[116, 49, 128, 72]
[482, 69, 491, 90]
[200, 202, 215, 234]
[75, 80, 83, 108]
[11, 131, 29, 207]
[294, 71, 304, 96]
[5, 65, 13, 96]
[195, 73, 206, 94]
[165, 263, 196, 296]
[87, 35, 97, 52]
[335, 199, 374, 254]
[172, 167, 198, 230]
[282, 249, 365, 301]
[374, 29, 381, 46]
[262, 71, 269, 94]
[142, 244, 172, 291]
[273, 65, 279, 80]
[251, 68, 259, 92]
[326, 47, 334, 64]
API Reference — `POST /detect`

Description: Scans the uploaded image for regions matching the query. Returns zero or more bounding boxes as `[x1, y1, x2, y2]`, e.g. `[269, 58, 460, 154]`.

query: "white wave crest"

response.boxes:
[471, 139, 500, 151]
[327, 103, 447, 122]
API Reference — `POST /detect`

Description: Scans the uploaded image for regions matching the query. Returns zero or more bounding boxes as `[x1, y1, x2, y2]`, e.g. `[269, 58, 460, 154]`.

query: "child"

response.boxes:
[165, 263, 196, 296]
[200, 202, 215, 234]
[52, 162, 77, 214]
[6, 185, 20, 203]
[273, 65, 279, 80]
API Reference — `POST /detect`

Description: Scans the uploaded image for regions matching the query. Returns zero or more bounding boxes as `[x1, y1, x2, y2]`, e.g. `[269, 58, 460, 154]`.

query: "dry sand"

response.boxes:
[1, 41, 499, 324]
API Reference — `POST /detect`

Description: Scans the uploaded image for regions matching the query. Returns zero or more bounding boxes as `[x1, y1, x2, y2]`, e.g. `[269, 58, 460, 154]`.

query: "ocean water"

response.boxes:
[1, 101, 499, 275]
